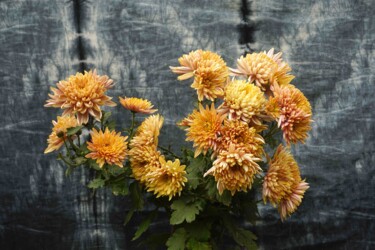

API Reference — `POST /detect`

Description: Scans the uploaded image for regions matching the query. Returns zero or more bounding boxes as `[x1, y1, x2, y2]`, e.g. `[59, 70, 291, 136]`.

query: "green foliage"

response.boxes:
[132, 210, 157, 241]
[186, 239, 212, 250]
[166, 228, 187, 250]
[66, 125, 84, 136]
[87, 178, 105, 189]
[170, 199, 205, 225]
[223, 216, 257, 250]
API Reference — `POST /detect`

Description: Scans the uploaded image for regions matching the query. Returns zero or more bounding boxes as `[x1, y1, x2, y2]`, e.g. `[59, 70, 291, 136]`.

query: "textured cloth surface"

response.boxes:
[0, 0, 374, 249]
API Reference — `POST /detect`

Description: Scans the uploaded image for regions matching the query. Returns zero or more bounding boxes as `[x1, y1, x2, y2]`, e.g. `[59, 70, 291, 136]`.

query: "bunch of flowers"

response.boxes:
[44, 49, 312, 249]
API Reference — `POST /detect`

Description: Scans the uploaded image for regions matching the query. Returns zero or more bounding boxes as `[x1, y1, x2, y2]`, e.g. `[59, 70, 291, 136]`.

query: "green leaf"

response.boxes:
[132, 210, 157, 241]
[66, 125, 84, 136]
[74, 156, 87, 165]
[170, 199, 204, 225]
[223, 216, 257, 250]
[107, 120, 116, 131]
[101, 111, 112, 124]
[242, 201, 259, 225]
[185, 221, 211, 241]
[88, 178, 105, 189]
[124, 209, 135, 226]
[130, 182, 144, 210]
[110, 178, 129, 196]
[186, 165, 201, 190]
[205, 176, 232, 206]
[166, 228, 187, 250]
[79, 143, 90, 155]
[186, 239, 212, 250]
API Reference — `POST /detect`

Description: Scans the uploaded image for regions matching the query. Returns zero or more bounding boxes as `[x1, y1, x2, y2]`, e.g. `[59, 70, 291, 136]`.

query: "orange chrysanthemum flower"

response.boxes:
[266, 84, 312, 144]
[45, 70, 116, 124]
[205, 143, 262, 195]
[218, 120, 265, 158]
[44, 115, 78, 154]
[146, 157, 188, 200]
[264, 48, 295, 87]
[119, 97, 157, 114]
[186, 104, 225, 157]
[170, 50, 229, 101]
[130, 114, 164, 149]
[230, 52, 277, 90]
[86, 128, 128, 168]
[129, 145, 162, 184]
[218, 79, 267, 125]
[263, 145, 309, 220]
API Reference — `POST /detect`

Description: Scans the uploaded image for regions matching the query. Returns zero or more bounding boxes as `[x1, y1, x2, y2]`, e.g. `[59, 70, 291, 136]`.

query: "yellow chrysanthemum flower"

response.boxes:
[129, 145, 162, 184]
[44, 115, 78, 154]
[186, 104, 225, 157]
[130, 114, 164, 149]
[218, 120, 265, 158]
[146, 157, 188, 200]
[263, 145, 309, 220]
[205, 143, 262, 195]
[119, 97, 157, 114]
[230, 52, 277, 90]
[86, 128, 128, 168]
[170, 50, 229, 101]
[45, 70, 116, 125]
[218, 79, 267, 125]
[266, 84, 312, 144]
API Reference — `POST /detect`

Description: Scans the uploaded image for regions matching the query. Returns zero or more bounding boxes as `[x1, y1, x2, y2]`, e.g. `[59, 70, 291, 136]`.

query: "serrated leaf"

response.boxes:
[170, 200, 204, 225]
[132, 210, 157, 241]
[186, 165, 201, 190]
[205, 177, 232, 206]
[101, 111, 112, 123]
[185, 221, 211, 241]
[66, 125, 83, 136]
[88, 178, 105, 189]
[186, 239, 212, 250]
[223, 216, 257, 250]
[166, 228, 187, 250]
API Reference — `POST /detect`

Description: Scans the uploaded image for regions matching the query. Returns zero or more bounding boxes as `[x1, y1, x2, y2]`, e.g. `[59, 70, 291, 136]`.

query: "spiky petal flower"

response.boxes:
[86, 128, 128, 168]
[119, 97, 157, 114]
[218, 120, 265, 158]
[266, 84, 312, 144]
[218, 80, 267, 125]
[146, 157, 188, 200]
[129, 114, 164, 183]
[45, 70, 116, 124]
[230, 52, 277, 90]
[44, 115, 78, 154]
[170, 50, 229, 101]
[263, 145, 309, 220]
[186, 104, 225, 157]
[205, 143, 262, 195]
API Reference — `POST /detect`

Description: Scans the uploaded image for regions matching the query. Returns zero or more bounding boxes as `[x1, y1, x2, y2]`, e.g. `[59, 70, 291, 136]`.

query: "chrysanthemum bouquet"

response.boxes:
[44, 49, 312, 249]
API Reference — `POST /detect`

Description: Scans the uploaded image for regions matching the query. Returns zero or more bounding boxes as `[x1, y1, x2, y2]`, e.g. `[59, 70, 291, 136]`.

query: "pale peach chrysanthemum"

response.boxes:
[264, 48, 295, 87]
[218, 120, 265, 158]
[130, 114, 164, 149]
[119, 97, 157, 114]
[266, 84, 312, 144]
[218, 79, 267, 125]
[263, 145, 309, 220]
[146, 157, 188, 200]
[230, 52, 277, 90]
[44, 115, 78, 154]
[129, 145, 162, 184]
[86, 128, 128, 168]
[170, 50, 229, 101]
[45, 70, 116, 125]
[205, 143, 262, 195]
[186, 104, 225, 157]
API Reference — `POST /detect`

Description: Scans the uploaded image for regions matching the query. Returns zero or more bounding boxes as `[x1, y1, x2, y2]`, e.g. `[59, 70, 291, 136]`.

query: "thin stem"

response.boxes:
[63, 138, 71, 158]
[67, 136, 80, 152]
[128, 112, 136, 139]
[77, 135, 81, 147]
[158, 145, 180, 159]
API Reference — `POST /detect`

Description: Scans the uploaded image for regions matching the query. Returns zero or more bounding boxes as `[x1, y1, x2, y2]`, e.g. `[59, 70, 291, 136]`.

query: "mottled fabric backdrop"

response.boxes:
[0, 0, 374, 249]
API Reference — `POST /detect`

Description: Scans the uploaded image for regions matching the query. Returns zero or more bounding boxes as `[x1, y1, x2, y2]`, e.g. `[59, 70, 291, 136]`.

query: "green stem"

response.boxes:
[58, 153, 80, 167]
[158, 145, 180, 159]
[63, 139, 71, 158]
[128, 112, 136, 139]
